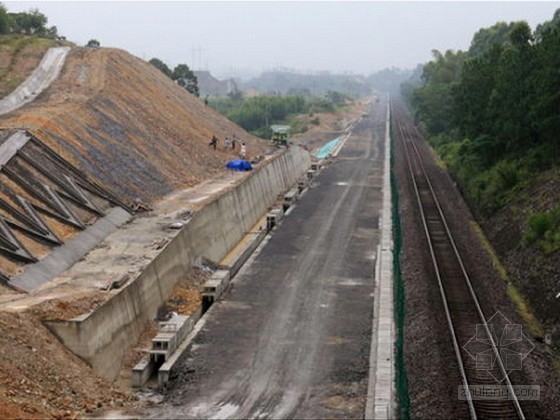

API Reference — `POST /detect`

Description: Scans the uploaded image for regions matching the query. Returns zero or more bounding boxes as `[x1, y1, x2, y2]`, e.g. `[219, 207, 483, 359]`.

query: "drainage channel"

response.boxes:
[131, 162, 325, 388]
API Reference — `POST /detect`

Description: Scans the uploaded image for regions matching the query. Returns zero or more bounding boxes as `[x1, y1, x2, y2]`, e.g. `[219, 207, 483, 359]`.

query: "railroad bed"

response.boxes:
[392, 100, 525, 420]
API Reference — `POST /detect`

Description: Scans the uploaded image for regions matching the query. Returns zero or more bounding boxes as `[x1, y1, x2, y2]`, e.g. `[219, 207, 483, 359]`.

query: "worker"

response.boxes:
[209, 135, 218, 150]
[240, 142, 247, 159]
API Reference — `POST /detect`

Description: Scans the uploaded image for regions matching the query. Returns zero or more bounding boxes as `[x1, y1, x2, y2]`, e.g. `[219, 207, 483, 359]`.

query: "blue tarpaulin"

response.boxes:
[226, 159, 253, 171]
[314, 136, 342, 159]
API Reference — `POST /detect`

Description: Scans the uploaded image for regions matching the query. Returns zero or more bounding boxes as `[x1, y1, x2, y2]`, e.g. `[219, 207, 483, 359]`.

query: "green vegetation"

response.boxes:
[524, 205, 560, 253]
[470, 221, 545, 337]
[0, 2, 65, 96]
[86, 39, 100, 48]
[0, 3, 60, 39]
[0, 35, 59, 95]
[149, 57, 199, 97]
[207, 92, 349, 139]
[404, 10, 560, 217]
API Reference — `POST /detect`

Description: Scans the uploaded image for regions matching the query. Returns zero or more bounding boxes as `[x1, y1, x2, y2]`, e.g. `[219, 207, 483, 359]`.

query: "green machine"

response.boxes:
[270, 125, 290, 147]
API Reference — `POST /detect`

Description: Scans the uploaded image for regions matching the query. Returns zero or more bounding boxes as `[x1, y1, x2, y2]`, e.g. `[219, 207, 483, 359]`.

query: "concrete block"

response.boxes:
[307, 169, 317, 180]
[132, 356, 156, 387]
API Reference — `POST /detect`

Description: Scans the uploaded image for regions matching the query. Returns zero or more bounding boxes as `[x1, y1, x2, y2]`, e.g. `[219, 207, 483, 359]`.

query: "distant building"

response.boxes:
[194, 70, 237, 97]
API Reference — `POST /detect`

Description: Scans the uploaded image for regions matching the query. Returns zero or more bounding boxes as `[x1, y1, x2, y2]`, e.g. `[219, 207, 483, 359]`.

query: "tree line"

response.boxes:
[208, 91, 350, 139]
[149, 58, 199, 97]
[403, 10, 560, 216]
[0, 3, 60, 39]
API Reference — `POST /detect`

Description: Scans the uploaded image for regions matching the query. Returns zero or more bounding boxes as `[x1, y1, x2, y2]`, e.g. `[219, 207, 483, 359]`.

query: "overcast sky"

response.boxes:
[4, 1, 560, 78]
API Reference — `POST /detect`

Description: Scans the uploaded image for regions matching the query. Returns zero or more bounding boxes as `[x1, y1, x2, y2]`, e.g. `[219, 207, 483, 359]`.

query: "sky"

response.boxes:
[4, 1, 560, 78]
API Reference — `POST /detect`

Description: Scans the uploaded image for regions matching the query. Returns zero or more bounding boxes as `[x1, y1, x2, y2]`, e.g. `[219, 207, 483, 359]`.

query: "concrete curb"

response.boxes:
[330, 132, 350, 158]
[365, 96, 396, 419]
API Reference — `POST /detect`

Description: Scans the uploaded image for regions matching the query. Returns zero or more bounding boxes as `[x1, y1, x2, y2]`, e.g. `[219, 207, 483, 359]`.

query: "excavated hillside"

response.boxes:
[0, 45, 274, 417]
[483, 166, 560, 332]
[0, 46, 270, 206]
[0, 36, 66, 97]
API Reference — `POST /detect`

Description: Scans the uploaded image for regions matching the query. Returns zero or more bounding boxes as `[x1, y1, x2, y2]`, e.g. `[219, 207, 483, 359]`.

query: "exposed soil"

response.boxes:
[0, 42, 374, 418]
[0, 310, 134, 419]
[393, 100, 560, 418]
[0, 36, 68, 97]
[290, 98, 368, 151]
[116, 268, 210, 388]
[0, 46, 272, 207]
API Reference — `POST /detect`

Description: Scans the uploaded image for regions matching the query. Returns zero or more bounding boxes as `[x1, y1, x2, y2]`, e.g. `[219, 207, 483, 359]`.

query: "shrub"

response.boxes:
[525, 212, 553, 242]
[524, 205, 560, 253]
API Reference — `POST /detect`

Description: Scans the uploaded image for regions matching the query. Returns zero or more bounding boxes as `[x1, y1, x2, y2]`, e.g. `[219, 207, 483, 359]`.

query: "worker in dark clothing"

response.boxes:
[209, 135, 218, 150]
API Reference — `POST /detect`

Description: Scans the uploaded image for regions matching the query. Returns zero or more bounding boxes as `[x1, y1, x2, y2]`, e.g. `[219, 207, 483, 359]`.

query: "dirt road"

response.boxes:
[144, 97, 387, 419]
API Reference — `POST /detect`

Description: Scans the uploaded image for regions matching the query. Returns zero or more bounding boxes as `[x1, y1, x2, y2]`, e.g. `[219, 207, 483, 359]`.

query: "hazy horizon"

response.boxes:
[4, 1, 559, 79]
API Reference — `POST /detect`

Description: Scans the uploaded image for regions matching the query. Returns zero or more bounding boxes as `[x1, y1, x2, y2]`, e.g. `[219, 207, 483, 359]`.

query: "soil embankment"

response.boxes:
[0, 45, 271, 417]
[0, 36, 65, 97]
[0, 46, 271, 206]
[0, 45, 366, 418]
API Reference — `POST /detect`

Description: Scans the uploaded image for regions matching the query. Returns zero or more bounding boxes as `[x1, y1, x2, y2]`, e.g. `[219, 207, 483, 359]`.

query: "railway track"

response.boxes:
[392, 100, 525, 419]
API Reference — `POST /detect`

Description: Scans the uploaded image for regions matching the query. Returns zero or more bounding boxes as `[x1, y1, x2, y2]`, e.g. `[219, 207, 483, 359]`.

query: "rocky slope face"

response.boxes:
[483, 166, 560, 339]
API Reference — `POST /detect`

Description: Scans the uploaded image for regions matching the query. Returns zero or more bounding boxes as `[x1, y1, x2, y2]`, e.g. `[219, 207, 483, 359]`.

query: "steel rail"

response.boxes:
[392, 100, 525, 419]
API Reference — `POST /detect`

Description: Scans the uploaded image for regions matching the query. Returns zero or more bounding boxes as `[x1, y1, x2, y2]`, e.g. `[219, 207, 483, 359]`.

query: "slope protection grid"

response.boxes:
[0, 47, 271, 206]
[0, 46, 272, 287]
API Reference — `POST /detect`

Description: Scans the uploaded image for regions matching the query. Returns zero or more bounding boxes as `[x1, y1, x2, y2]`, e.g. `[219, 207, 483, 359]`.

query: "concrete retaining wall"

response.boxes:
[45, 146, 310, 380]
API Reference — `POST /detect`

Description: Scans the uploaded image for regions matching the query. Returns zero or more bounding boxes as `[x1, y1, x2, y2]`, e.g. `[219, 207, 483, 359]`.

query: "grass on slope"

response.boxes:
[0, 35, 66, 97]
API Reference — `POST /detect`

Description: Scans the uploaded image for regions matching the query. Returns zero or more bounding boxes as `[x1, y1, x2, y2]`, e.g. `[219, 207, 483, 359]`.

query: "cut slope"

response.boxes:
[0, 47, 70, 115]
[0, 36, 64, 97]
[0, 47, 271, 205]
[483, 166, 560, 327]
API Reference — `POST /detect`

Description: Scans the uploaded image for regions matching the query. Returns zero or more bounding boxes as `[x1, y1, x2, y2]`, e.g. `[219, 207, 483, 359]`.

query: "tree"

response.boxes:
[10, 8, 47, 35]
[149, 58, 172, 79]
[172, 64, 199, 97]
[86, 39, 100, 48]
[0, 3, 11, 34]
[509, 21, 533, 47]
[534, 9, 560, 43]
[468, 22, 514, 57]
[411, 49, 465, 135]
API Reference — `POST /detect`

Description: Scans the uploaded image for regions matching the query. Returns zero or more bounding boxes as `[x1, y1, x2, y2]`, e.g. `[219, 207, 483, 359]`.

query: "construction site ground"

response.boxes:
[134, 96, 382, 419]
[0, 87, 368, 418]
